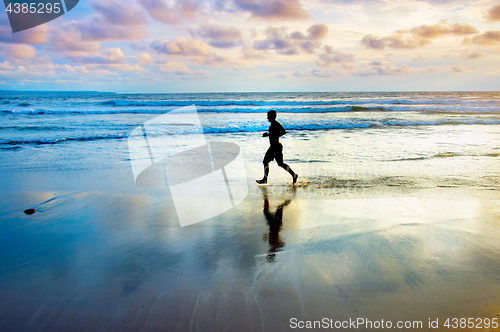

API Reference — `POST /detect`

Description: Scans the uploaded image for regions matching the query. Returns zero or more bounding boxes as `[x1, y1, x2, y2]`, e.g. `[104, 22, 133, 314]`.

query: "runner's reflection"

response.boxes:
[262, 188, 294, 263]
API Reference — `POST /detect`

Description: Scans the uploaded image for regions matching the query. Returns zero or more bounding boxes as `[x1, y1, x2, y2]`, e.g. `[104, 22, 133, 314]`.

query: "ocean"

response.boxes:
[1, 91, 499, 194]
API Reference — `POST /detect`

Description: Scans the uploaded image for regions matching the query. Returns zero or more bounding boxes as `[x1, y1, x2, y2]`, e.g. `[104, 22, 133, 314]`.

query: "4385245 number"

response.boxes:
[5, 2, 61, 14]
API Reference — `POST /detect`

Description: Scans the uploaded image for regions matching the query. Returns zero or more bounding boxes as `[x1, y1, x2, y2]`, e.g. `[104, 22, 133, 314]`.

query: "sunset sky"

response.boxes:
[1, 0, 500, 93]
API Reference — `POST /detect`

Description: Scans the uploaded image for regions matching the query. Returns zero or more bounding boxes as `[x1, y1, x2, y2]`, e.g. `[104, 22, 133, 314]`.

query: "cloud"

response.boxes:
[450, 65, 479, 72]
[69, 17, 147, 42]
[48, 30, 101, 55]
[191, 52, 230, 66]
[0, 16, 48, 44]
[354, 64, 441, 76]
[253, 24, 328, 55]
[218, 0, 310, 20]
[291, 23, 328, 40]
[459, 52, 485, 59]
[241, 45, 266, 59]
[160, 61, 193, 75]
[0, 44, 36, 59]
[150, 37, 242, 67]
[293, 69, 309, 76]
[486, 5, 500, 22]
[0, 61, 16, 74]
[310, 68, 337, 78]
[151, 37, 211, 56]
[138, 53, 154, 64]
[130, 41, 149, 51]
[137, 0, 200, 24]
[253, 27, 298, 55]
[90, 0, 149, 26]
[189, 25, 242, 48]
[467, 31, 500, 45]
[159, 60, 211, 78]
[47, 2, 148, 55]
[361, 20, 478, 50]
[62, 64, 90, 74]
[316, 45, 354, 66]
[71, 48, 126, 65]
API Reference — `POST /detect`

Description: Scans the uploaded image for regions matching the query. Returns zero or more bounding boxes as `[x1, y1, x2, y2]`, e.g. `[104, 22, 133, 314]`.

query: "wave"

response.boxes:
[0, 125, 70, 131]
[0, 133, 129, 146]
[204, 118, 500, 133]
[0, 146, 22, 151]
[391, 151, 500, 162]
[2, 118, 500, 143]
[2, 104, 499, 116]
[102, 99, 346, 107]
[100, 98, 485, 108]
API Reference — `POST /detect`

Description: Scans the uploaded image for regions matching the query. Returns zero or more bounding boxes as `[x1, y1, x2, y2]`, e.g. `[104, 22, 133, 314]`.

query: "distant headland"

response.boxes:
[0, 90, 116, 95]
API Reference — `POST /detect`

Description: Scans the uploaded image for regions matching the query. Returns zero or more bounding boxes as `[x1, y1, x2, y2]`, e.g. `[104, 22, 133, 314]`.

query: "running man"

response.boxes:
[256, 110, 298, 185]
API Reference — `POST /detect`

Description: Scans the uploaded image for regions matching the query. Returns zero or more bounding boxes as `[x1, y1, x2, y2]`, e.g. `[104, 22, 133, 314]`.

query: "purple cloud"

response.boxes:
[190, 25, 242, 48]
[216, 0, 310, 20]
[317, 45, 354, 66]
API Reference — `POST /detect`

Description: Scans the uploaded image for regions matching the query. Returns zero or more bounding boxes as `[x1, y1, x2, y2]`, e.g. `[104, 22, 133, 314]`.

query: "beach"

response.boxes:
[0, 91, 499, 331]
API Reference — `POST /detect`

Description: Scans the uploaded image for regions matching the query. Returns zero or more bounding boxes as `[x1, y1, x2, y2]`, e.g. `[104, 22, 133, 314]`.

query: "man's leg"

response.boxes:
[257, 148, 273, 184]
[276, 145, 298, 184]
[277, 162, 298, 184]
[256, 162, 270, 184]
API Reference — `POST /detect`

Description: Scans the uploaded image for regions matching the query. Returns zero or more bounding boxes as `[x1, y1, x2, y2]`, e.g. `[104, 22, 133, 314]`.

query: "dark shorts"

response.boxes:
[263, 144, 284, 165]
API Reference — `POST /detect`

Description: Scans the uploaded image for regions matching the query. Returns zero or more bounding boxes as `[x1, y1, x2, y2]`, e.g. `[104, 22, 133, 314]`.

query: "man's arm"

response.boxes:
[278, 122, 286, 137]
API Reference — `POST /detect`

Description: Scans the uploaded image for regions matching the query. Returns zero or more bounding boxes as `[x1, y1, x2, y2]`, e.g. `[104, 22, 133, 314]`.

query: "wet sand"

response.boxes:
[0, 185, 499, 331]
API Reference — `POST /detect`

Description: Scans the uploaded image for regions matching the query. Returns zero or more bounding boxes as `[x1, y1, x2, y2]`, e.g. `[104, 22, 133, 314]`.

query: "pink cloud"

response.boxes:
[450, 65, 479, 72]
[138, 53, 154, 64]
[2, 44, 37, 59]
[137, 0, 200, 24]
[291, 23, 328, 40]
[160, 61, 193, 74]
[151, 38, 210, 56]
[486, 5, 500, 22]
[0, 16, 48, 45]
[467, 30, 500, 45]
[226, 0, 310, 20]
[361, 20, 478, 50]
[460, 52, 485, 59]
[70, 48, 127, 65]
[0, 60, 15, 72]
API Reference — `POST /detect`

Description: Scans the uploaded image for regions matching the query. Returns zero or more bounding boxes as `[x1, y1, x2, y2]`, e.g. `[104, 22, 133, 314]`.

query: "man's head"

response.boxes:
[267, 110, 277, 122]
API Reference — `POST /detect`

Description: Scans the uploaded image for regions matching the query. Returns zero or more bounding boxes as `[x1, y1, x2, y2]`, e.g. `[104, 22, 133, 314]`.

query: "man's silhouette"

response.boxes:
[256, 110, 298, 184]
[263, 190, 292, 263]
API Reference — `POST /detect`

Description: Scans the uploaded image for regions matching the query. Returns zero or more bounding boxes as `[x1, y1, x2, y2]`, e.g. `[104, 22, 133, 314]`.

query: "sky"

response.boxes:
[1, 0, 500, 93]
